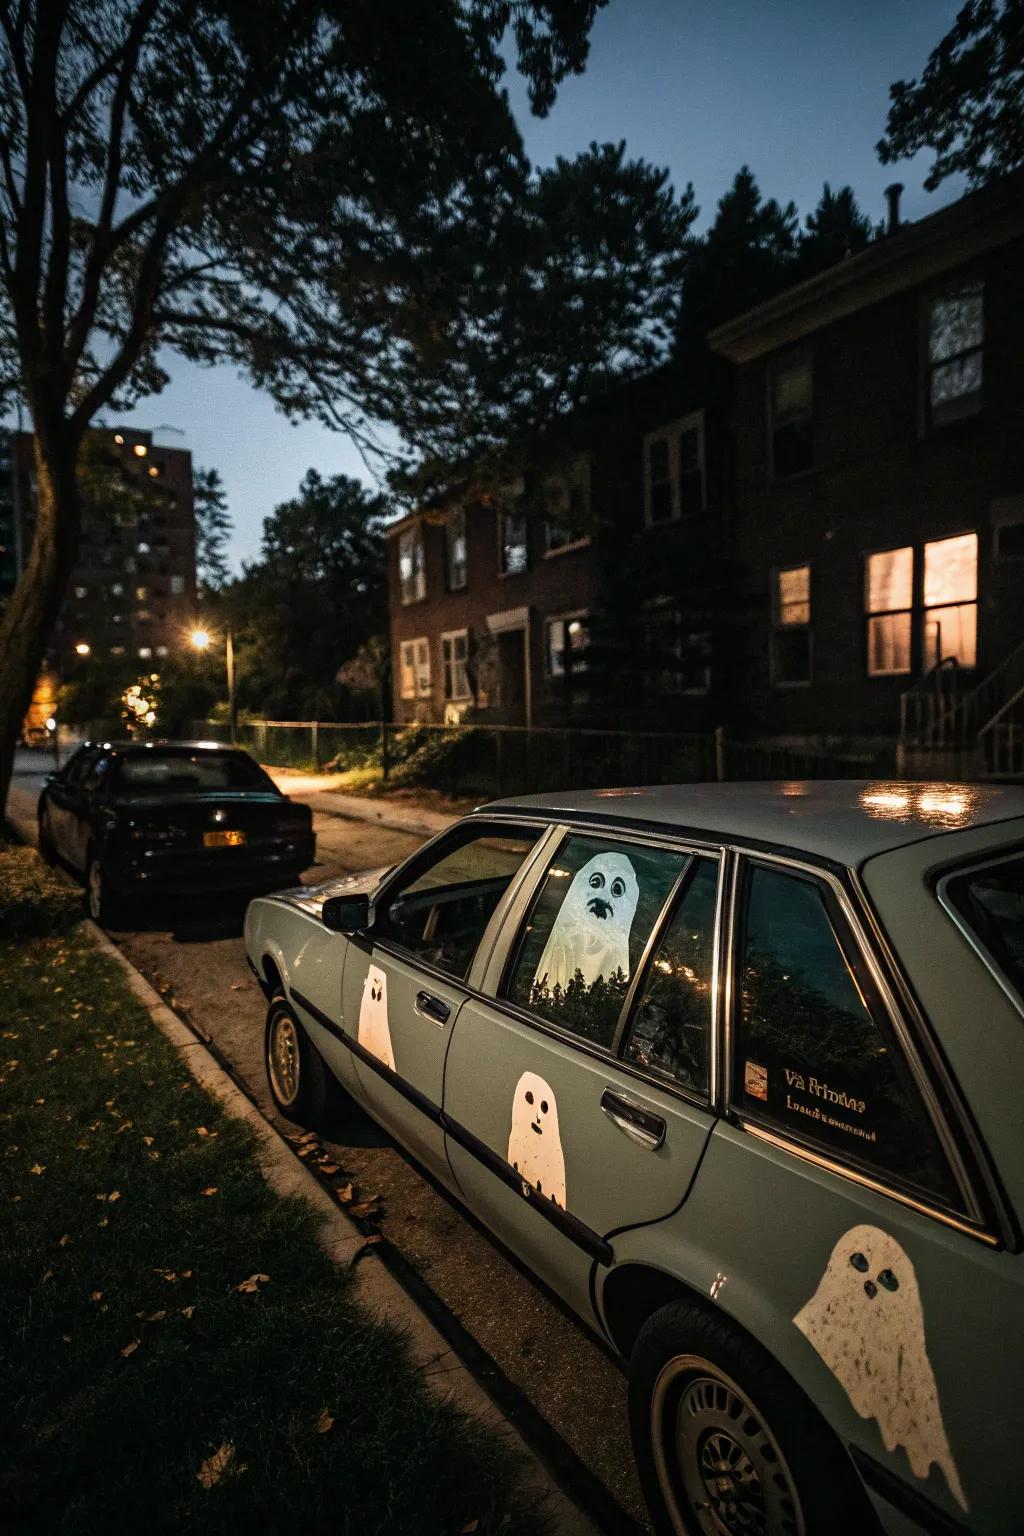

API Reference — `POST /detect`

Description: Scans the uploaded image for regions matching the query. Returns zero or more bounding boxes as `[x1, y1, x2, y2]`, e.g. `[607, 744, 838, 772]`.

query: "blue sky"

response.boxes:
[27, 1, 967, 571]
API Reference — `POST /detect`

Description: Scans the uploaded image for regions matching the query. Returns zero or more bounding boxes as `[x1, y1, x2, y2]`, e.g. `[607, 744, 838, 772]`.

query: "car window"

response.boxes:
[945, 856, 1024, 1004]
[623, 856, 718, 1096]
[735, 863, 959, 1208]
[504, 834, 686, 1049]
[84, 754, 112, 789]
[113, 751, 274, 793]
[62, 750, 96, 788]
[376, 824, 541, 980]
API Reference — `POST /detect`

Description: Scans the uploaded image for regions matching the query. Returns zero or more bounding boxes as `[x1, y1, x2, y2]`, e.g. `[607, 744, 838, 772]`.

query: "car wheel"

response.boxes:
[628, 1300, 876, 1536]
[37, 806, 57, 865]
[85, 852, 120, 928]
[264, 995, 349, 1128]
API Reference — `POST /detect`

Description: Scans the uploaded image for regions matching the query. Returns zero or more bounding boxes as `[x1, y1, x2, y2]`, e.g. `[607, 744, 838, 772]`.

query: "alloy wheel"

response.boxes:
[268, 1012, 301, 1106]
[651, 1355, 804, 1536]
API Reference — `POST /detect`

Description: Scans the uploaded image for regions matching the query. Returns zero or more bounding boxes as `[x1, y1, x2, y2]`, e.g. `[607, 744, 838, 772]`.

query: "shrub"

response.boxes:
[0, 845, 82, 937]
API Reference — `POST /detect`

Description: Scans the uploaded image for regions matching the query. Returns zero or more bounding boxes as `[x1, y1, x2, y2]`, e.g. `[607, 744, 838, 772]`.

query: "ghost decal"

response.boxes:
[506, 1071, 566, 1208]
[357, 964, 395, 1071]
[535, 851, 639, 991]
[794, 1224, 966, 1511]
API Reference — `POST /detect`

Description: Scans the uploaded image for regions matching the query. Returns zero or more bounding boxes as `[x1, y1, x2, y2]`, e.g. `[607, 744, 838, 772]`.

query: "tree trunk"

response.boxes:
[0, 428, 83, 819]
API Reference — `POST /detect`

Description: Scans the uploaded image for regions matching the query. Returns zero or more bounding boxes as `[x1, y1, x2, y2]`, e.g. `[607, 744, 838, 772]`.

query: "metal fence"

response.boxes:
[183, 718, 876, 798]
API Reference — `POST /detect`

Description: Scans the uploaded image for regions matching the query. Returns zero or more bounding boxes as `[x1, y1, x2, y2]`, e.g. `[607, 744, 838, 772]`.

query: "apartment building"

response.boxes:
[3, 425, 197, 674]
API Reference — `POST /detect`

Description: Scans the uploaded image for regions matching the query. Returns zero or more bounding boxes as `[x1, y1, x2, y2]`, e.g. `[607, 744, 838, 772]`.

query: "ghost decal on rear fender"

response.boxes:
[358, 964, 395, 1071]
[794, 1223, 966, 1511]
[507, 1071, 566, 1208]
[535, 851, 639, 991]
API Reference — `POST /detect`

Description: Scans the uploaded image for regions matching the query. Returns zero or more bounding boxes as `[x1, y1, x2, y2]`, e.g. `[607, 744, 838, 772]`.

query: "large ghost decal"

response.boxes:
[507, 1071, 566, 1208]
[794, 1224, 966, 1511]
[357, 964, 395, 1071]
[535, 851, 639, 992]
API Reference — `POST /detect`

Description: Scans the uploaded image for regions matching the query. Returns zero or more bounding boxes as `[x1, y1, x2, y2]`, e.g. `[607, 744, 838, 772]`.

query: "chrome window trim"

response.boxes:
[726, 846, 988, 1236]
[469, 823, 564, 993]
[935, 852, 1024, 1021]
[610, 856, 697, 1055]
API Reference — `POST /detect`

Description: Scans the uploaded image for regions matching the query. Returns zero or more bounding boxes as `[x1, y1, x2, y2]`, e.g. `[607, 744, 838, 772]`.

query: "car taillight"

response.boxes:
[278, 815, 310, 834]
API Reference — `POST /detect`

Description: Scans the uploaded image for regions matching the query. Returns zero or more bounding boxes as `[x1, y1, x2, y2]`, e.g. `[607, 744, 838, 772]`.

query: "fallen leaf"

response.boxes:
[196, 1126, 210, 1137]
[34, 1097, 44, 1106]
[98, 1216, 109, 1228]
[139, 1310, 167, 1323]
[142, 1136, 154, 1146]
[348, 1201, 379, 1220]
[313, 1408, 334, 1435]
[40, 1269, 54, 1284]
[181, 1305, 195, 1320]
[120, 1339, 140, 1358]
[62, 1334, 72, 1344]
[361, 1235, 383, 1248]
[58, 1234, 71, 1248]
[200, 1187, 219, 1198]
[107, 1190, 121, 1203]
[229, 982, 243, 991]
[335, 1183, 353, 1204]
[197, 1442, 243, 1489]
[114, 1121, 133, 1134]
[90, 1291, 103, 1303]
[317, 1162, 340, 1176]
[29, 1164, 45, 1176]
[153, 1268, 177, 1282]
[461, 1523, 480, 1534]
[181, 1269, 193, 1279]
[235, 1273, 270, 1295]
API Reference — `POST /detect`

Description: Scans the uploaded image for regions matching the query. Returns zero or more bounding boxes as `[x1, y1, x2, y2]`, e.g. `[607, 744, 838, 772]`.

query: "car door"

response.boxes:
[70, 749, 114, 871]
[441, 829, 723, 1323]
[44, 748, 96, 866]
[337, 818, 550, 1189]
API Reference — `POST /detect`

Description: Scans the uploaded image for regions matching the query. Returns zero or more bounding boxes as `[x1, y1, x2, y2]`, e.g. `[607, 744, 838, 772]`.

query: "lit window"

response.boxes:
[110, 582, 123, 597]
[498, 508, 528, 575]
[170, 574, 186, 595]
[445, 509, 467, 591]
[148, 465, 159, 478]
[136, 586, 148, 600]
[398, 525, 426, 604]
[138, 646, 152, 658]
[109, 645, 126, 656]
[865, 547, 913, 676]
[927, 283, 983, 427]
[137, 542, 150, 555]
[114, 434, 124, 445]
[133, 443, 147, 458]
[441, 630, 471, 701]
[769, 354, 813, 479]
[545, 613, 589, 678]
[645, 605, 711, 695]
[399, 637, 431, 699]
[643, 415, 705, 526]
[544, 456, 591, 550]
[155, 645, 169, 657]
[74, 585, 87, 599]
[136, 610, 151, 622]
[772, 564, 811, 686]
[923, 532, 977, 669]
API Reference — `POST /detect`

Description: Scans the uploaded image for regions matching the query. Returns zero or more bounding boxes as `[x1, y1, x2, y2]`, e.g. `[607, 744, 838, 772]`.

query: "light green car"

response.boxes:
[244, 780, 1024, 1536]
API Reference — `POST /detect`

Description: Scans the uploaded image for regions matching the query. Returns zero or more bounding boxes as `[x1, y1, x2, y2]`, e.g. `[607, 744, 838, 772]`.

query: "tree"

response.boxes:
[878, 0, 1024, 189]
[224, 469, 388, 720]
[0, 0, 612, 805]
[192, 466, 232, 591]
[797, 183, 878, 279]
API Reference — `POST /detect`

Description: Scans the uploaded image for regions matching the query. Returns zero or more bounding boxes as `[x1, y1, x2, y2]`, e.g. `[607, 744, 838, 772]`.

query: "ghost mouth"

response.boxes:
[531, 1120, 542, 1135]
[586, 897, 613, 919]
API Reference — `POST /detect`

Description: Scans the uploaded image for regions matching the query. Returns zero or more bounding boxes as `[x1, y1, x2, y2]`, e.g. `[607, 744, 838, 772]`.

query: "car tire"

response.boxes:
[628, 1299, 877, 1536]
[85, 851, 120, 928]
[264, 995, 350, 1128]
[37, 806, 57, 865]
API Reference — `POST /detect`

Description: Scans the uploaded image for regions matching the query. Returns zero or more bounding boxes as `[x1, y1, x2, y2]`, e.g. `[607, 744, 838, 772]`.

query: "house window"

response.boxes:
[545, 613, 589, 677]
[645, 604, 711, 695]
[138, 646, 152, 659]
[544, 456, 591, 552]
[923, 532, 977, 670]
[399, 637, 432, 700]
[769, 353, 813, 479]
[927, 282, 983, 427]
[771, 564, 811, 686]
[170, 574, 186, 595]
[399, 525, 426, 605]
[441, 629, 471, 701]
[74, 585, 88, 599]
[865, 547, 913, 677]
[136, 586, 148, 600]
[643, 413, 705, 526]
[445, 509, 467, 591]
[498, 509, 528, 575]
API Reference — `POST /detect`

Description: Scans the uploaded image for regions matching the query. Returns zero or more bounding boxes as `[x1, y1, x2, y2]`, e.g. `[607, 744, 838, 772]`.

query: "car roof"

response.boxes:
[81, 739, 249, 755]
[481, 780, 1024, 867]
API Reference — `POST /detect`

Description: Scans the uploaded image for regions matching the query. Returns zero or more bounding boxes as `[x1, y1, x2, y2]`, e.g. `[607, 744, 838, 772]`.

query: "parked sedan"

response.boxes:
[244, 781, 1024, 1536]
[39, 740, 315, 923]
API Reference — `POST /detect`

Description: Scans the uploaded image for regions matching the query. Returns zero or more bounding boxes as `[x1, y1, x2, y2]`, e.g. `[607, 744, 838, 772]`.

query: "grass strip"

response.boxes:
[0, 925, 542, 1536]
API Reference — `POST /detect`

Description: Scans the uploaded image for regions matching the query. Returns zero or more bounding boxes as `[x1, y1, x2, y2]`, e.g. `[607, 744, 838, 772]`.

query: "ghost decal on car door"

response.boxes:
[794, 1223, 966, 1511]
[358, 964, 395, 1071]
[535, 851, 639, 991]
[507, 1071, 566, 1208]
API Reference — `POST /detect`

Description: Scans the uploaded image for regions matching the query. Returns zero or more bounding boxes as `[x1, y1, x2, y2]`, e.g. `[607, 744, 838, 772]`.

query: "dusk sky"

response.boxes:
[73, 1, 968, 570]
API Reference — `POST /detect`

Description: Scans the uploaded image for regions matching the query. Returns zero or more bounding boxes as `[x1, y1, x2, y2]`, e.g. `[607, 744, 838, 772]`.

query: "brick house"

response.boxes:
[708, 172, 1024, 764]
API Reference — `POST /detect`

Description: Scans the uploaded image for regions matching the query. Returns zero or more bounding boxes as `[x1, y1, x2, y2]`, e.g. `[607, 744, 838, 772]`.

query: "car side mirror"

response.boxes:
[321, 894, 373, 934]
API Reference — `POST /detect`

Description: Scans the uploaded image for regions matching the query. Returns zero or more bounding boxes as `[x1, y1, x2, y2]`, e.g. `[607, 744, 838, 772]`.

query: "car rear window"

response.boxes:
[113, 752, 274, 793]
[945, 856, 1024, 1004]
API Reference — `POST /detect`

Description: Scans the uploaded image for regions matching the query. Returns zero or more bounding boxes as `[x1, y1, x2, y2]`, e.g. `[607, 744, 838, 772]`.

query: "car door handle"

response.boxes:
[600, 1088, 666, 1150]
[415, 991, 450, 1026]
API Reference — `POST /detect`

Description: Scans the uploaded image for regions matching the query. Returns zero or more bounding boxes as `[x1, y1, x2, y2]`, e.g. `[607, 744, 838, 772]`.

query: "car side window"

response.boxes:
[375, 824, 541, 980]
[63, 750, 96, 789]
[84, 754, 111, 789]
[623, 856, 718, 1096]
[504, 834, 687, 1049]
[734, 863, 960, 1208]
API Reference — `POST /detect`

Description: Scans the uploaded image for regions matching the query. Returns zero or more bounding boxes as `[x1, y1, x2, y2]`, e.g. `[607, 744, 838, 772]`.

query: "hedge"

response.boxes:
[0, 844, 83, 938]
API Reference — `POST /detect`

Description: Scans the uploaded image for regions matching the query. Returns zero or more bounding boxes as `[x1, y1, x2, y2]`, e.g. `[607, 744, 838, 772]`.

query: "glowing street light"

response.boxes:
[189, 624, 236, 742]
[74, 641, 91, 656]
[189, 628, 211, 650]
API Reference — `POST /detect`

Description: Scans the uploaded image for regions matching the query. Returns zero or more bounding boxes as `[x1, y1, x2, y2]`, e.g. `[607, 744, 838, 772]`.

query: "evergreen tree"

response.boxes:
[797, 183, 878, 279]
[192, 467, 232, 592]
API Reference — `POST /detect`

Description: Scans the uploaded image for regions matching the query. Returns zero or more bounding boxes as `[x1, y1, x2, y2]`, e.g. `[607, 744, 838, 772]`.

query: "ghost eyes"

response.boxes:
[525, 1090, 534, 1105]
[610, 877, 625, 898]
[589, 872, 605, 890]
[849, 1251, 899, 1295]
[541, 1100, 548, 1114]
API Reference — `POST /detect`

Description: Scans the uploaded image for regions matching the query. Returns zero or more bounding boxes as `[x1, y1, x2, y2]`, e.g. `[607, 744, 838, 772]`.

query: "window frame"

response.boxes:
[445, 508, 468, 592]
[497, 506, 529, 578]
[543, 454, 592, 556]
[643, 411, 706, 528]
[921, 530, 978, 673]
[544, 609, 589, 679]
[767, 350, 814, 481]
[924, 279, 984, 431]
[770, 562, 812, 689]
[725, 850, 982, 1233]
[398, 523, 426, 606]
[440, 627, 471, 702]
[864, 545, 914, 679]
[399, 637, 431, 700]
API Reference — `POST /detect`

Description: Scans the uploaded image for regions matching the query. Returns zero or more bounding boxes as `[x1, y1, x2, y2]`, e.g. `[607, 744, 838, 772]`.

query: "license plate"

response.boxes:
[203, 829, 246, 848]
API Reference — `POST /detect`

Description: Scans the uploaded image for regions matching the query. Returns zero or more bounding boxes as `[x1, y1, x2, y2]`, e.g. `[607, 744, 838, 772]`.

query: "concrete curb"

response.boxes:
[84, 919, 599, 1535]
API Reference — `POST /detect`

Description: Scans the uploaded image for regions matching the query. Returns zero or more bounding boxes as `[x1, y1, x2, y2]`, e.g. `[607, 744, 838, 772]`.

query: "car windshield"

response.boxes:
[947, 856, 1024, 1002]
[113, 751, 275, 794]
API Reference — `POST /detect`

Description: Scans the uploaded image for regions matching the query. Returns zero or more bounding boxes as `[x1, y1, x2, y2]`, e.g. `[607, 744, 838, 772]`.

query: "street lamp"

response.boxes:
[74, 641, 91, 656]
[189, 624, 237, 744]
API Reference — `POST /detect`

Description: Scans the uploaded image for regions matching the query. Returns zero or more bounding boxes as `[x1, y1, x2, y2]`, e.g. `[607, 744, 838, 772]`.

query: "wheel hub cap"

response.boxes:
[270, 1016, 299, 1104]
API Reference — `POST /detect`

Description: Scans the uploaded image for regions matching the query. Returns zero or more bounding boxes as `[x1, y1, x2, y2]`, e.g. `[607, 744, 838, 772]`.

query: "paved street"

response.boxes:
[5, 753, 644, 1531]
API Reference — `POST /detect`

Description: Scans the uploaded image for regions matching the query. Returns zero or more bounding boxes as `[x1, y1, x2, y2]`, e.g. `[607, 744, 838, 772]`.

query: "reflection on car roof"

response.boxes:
[482, 781, 1024, 866]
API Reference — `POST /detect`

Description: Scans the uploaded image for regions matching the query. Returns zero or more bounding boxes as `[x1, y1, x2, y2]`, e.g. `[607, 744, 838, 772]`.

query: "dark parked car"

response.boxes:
[38, 740, 315, 923]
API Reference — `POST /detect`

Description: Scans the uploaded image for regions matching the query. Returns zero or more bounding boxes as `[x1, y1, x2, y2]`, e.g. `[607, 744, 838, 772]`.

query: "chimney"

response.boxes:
[885, 182, 903, 236]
